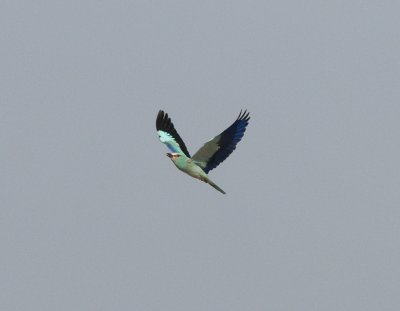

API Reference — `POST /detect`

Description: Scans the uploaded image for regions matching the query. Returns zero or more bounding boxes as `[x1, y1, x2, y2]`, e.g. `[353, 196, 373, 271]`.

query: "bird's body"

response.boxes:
[156, 110, 250, 194]
[169, 153, 205, 180]
[166, 152, 226, 194]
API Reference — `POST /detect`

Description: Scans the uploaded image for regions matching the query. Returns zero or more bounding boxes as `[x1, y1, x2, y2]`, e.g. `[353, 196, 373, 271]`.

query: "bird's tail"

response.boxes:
[207, 179, 226, 195]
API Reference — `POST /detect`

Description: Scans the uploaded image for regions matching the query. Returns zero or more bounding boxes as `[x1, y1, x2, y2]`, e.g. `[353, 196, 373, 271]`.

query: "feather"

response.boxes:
[192, 110, 250, 173]
[156, 110, 191, 157]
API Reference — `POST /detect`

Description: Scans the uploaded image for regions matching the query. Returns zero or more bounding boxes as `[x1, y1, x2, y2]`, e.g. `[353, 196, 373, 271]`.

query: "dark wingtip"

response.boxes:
[156, 110, 168, 130]
[237, 109, 250, 121]
[156, 110, 162, 129]
[157, 110, 165, 119]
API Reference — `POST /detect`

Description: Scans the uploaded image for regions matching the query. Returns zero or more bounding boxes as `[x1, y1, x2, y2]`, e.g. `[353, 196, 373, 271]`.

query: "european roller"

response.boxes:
[156, 110, 250, 194]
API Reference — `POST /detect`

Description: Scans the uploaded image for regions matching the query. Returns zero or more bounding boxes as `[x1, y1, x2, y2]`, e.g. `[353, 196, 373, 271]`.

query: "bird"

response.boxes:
[156, 109, 250, 194]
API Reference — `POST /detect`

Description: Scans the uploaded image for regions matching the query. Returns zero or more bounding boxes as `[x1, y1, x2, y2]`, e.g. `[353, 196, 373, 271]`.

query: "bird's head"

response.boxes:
[166, 153, 181, 162]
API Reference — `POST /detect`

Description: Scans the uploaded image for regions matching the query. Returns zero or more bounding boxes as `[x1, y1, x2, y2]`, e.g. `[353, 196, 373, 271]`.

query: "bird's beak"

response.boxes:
[166, 153, 173, 158]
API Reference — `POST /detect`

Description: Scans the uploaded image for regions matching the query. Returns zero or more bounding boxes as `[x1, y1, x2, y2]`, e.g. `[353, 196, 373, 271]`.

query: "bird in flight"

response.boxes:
[156, 110, 250, 194]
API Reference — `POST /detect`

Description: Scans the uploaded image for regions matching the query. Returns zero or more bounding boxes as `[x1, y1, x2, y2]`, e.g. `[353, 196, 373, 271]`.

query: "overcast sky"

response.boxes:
[1, 1, 400, 310]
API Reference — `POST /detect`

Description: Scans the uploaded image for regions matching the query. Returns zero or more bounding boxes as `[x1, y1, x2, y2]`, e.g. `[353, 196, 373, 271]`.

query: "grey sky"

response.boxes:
[1, 1, 400, 310]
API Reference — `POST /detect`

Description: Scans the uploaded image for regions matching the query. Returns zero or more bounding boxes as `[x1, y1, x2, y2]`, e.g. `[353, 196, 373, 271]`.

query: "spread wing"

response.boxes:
[156, 110, 190, 157]
[191, 110, 250, 173]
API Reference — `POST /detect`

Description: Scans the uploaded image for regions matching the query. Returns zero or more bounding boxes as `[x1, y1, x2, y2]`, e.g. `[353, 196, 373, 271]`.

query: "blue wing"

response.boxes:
[156, 110, 191, 157]
[191, 110, 250, 173]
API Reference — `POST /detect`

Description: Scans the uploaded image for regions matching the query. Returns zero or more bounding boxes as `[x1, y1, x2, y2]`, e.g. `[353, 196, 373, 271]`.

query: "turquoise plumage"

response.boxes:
[156, 110, 250, 194]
